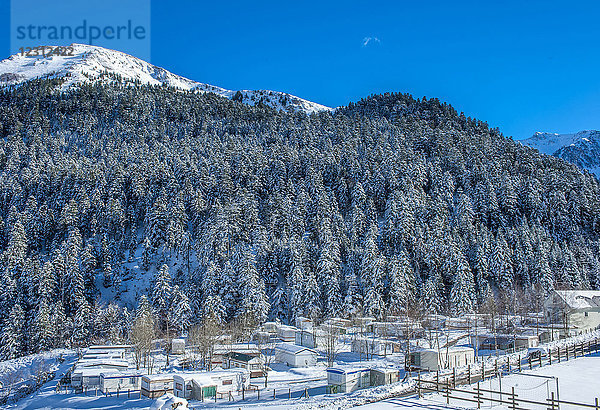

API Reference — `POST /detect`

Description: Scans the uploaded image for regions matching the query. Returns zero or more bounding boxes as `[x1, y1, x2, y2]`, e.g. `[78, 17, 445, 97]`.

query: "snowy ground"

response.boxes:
[0, 349, 77, 406]
[356, 354, 600, 410]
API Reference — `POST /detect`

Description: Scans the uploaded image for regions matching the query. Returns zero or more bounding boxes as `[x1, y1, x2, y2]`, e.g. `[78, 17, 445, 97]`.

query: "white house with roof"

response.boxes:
[326, 366, 371, 393]
[275, 343, 317, 367]
[544, 290, 600, 335]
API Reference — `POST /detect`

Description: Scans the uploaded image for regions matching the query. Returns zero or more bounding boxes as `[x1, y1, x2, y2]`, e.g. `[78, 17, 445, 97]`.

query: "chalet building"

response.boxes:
[544, 290, 600, 336]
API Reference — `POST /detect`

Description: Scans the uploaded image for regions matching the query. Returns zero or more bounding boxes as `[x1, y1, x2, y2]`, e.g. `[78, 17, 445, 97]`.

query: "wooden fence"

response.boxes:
[416, 378, 600, 410]
[411, 337, 600, 409]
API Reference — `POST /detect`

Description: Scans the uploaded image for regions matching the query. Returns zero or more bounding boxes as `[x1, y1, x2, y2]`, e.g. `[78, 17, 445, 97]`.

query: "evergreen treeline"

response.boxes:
[0, 80, 599, 359]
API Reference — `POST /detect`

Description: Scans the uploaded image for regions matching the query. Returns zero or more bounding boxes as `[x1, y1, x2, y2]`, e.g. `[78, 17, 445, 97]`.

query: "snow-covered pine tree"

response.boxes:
[153, 264, 173, 332]
[1, 303, 25, 360]
[235, 246, 269, 326]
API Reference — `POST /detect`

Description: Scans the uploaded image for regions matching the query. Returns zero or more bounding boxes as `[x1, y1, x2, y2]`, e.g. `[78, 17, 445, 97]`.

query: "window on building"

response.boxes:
[585, 312, 589, 317]
[223, 379, 232, 385]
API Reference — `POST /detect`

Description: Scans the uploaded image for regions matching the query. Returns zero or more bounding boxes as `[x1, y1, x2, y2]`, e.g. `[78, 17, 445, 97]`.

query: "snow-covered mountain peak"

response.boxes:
[0, 43, 331, 114]
[521, 130, 600, 177]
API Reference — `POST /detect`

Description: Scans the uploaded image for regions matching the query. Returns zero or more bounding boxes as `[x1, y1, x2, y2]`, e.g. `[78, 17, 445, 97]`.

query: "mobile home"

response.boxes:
[295, 329, 317, 348]
[101, 370, 142, 393]
[406, 347, 475, 371]
[173, 369, 249, 399]
[277, 325, 299, 343]
[351, 337, 401, 357]
[326, 366, 371, 393]
[226, 352, 265, 378]
[71, 360, 129, 389]
[141, 374, 175, 398]
[370, 368, 399, 386]
[71, 368, 120, 390]
[172, 339, 186, 355]
[295, 316, 313, 330]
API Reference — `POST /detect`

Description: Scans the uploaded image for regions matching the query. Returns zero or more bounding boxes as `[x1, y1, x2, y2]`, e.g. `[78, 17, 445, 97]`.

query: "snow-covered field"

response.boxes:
[357, 354, 600, 409]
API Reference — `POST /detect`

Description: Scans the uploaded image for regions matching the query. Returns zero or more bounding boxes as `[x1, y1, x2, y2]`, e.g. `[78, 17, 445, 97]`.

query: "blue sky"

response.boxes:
[1, 0, 600, 139]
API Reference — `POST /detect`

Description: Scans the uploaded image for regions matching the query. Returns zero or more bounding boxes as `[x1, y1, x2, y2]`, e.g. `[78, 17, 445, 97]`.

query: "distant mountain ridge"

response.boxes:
[521, 130, 600, 177]
[0, 43, 331, 114]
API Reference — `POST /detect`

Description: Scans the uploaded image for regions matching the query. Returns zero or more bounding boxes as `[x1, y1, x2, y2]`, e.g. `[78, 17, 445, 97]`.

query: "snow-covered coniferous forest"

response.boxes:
[0, 54, 599, 363]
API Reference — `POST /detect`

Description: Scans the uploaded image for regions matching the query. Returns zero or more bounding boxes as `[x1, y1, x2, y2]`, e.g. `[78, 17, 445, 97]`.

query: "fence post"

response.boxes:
[507, 357, 511, 373]
[273, 388, 276, 399]
[550, 391, 555, 410]
[549, 349, 552, 365]
[446, 379, 450, 405]
[476, 382, 481, 409]
[529, 355, 532, 370]
[566, 345, 569, 361]
[495, 359, 498, 374]
[304, 387, 309, 399]
[595, 397, 598, 410]
[288, 388, 291, 399]
[242, 385, 245, 400]
[417, 372, 421, 398]
[539, 353, 542, 367]
[511, 386, 516, 410]
[452, 368, 456, 388]
[258, 389, 260, 400]
[482, 362, 485, 381]
[468, 365, 471, 384]
[436, 370, 440, 392]
[518, 355, 521, 372]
